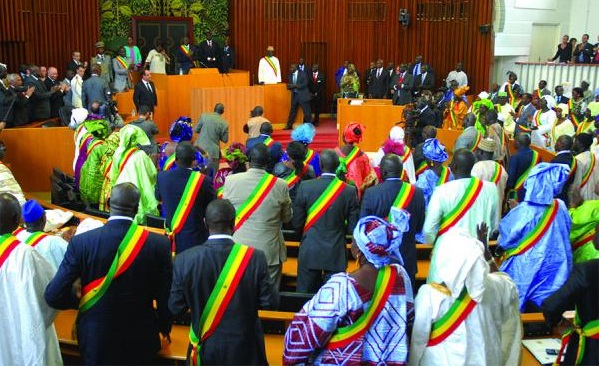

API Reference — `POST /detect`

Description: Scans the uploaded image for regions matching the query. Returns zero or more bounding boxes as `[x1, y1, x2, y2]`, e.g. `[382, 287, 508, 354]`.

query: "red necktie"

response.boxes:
[313, 73, 317, 82]
[399, 73, 404, 84]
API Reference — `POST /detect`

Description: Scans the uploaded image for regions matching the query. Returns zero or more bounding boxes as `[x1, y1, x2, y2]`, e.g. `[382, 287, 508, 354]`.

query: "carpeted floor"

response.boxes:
[271, 118, 338, 152]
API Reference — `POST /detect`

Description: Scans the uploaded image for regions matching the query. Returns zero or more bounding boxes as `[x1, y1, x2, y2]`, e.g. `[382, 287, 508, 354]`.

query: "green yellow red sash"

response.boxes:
[117, 148, 137, 175]
[490, 162, 503, 185]
[572, 227, 596, 251]
[342, 146, 360, 168]
[163, 153, 176, 171]
[416, 161, 428, 177]
[0, 234, 20, 269]
[427, 286, 478, 346]
[189, 243, 254, 366]
[470, 131, 482, 152]
[436, 166, 451, 186]
[568, 157, 578, 181]
[580, 154, 595, 188]
[503, 199, 558, 260]
[103, 160, 113, 179]
[12, 227, 25, 236]
[304, 178, 345, 231]
[533, 110, 542, 128]
[79, 223, 148, 312]
[507, 84, 515, 107]
[387, 183, 416, 220]
[24, 231, 49, 247]
[87, 139, 103, 155]
[262, 136, 274, 147]
[235, 173, 278, 230]
[437, 178, 484, 236]
[304, 149, 315, 166]
[449, 100, 458, 129]
[568, 99, 580, 128]
[264, 56, 278, 76]
[166, 172, 206, 244]
[79, 134, 93, 153]
[555, 311, 599, 365]
[576, 119, 594, 134]
[115, 56, 129, 69]
[400, 148, 412, 181]
[216, 186, 223, 199]
[514, 150, 540, 191]
[180, 45, 193, 60]
[327, 266, 396, 349]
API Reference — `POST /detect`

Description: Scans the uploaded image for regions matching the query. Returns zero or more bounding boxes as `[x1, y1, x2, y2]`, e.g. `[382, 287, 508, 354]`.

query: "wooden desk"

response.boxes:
[261, 83, 304, 127]
[337, 100, 405, 152]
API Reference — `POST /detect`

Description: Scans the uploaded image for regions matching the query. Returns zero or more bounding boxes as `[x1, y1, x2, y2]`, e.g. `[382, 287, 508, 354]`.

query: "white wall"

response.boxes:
[568, 0, 599, 42]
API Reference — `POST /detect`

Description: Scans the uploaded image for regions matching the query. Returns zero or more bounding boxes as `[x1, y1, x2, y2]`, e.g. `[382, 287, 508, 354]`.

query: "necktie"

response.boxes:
[377, 69, 381, 78]
[208, 41, 212, 47]
[313, 73, 317, 82]
[293, 73, 296, 84]
[145, 82, 152, 92]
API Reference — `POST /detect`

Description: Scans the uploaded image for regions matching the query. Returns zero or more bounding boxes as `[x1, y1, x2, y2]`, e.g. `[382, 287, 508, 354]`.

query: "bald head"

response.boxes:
[555, 135, 573, 152]
[205, 199, 236, 235]
[380, 154, 403, 180]
[319, 149, 340, 174]
[450, 149, 476, 178]
[0, 193, 21, 234]
[109, 183, 140, 217]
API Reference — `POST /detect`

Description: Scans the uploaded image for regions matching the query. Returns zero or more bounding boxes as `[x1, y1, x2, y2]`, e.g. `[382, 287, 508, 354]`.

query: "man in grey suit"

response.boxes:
[391, 63, 414, 106]
[515, 93, 536, 135]
[194, 103, 229, 177]
[223, 144, 292, 289]
[453, 114, 479, 152]
[284, 64, 311, 130]
[82, 64, 110, 111]
[292, 149, 359, 293]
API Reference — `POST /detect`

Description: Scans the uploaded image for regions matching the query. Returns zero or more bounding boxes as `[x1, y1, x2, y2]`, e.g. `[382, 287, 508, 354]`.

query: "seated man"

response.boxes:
[246, 122, 283, 173]
[169, 199, 278, 365]
[410, 228, 521, 366]
[498, 163, 572, 312]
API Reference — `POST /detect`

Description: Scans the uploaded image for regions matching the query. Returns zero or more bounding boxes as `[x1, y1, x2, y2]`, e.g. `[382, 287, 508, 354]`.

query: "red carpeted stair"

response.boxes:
[271, 118, 339, 152]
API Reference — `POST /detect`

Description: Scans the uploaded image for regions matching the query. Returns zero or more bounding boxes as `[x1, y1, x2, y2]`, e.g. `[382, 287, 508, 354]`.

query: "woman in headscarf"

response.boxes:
[98, 132, 120, 211]
[291, 122, 320, 176]
[273, 141, 315, 202]
[283, 210, 414, 365]
[568, 189, 599, 263]
[110, 124, 159, 224]
[213, 142, 248, 196]
[443, 86, 469, 130]
[473, 98, 494, 134]
[415, 138, 454, 209]
[158, 116, 194, 171]
[409, 228, 521, 366]
[549, 103, 576, 150]
[372, 126, 416, 183]
[336, 122, 377, 200]
[71, 108, 111, 190]
[340, 63, 359, 98]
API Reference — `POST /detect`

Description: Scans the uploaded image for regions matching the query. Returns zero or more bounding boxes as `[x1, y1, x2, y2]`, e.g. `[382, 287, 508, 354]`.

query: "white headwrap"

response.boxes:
[389, 126, 405, 143]
[542, 95, 557, 110]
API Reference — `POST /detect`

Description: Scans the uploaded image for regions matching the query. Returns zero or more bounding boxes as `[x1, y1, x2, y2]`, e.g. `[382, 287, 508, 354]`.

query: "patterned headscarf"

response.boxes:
[422, 138, 448, 163]
[169, 116, 193, 142]
[353, 208, 410, 268]
[343, 122, 365, 144]
[524, 162, 570, 205]
[291, 123, 316, 144]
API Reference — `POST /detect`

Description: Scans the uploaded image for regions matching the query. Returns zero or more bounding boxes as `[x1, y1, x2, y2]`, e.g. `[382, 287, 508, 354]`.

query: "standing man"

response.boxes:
[222, 36, 235, 72]
[25, 64, 61, 121]
[223, 144, 292, 288]
[414, 64, 435, 95]
[309, 63, 325, 126]
[3, 73, 34, 127]
[409, 55, 424, 76]
[445, 62, 468, 87]
[112, 47, 133, 93]
[197, 31, 221, 69]
[175, 36, 196, 75]
[292, 149, 359, 293]
[551, 135, 578, 206]
[284, 64, 311, 130]
[169, 199, 279, 365]
[507, 133, 542, 202]
[90, 41, 112, 87]
[367, 58, 390, 99]
[44, 67, 65, 118]
[360, 154, 425, 287]
[45, 183, 172, 365]
[0, 193, 62, 366]
[133, 69, 158, 113]
[258, 46, 281, 84]
[81, 64, 110, 111]
[67, 51, 87, 72]
[157, 142, 215, 254]
[194, 103, 229, 177]
[573, 33, 594, 64]
[130, 105, 159, 153]
[391, 63, 413, 106]
[514, 93, 536, 135]
[70, 65, 85, 108]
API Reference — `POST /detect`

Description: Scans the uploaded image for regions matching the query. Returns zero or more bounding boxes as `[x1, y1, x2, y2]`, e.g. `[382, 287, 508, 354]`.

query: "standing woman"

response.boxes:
[284, 212, 414, 365]
[336, 122, 377, 200]
[145, 41, 170, 75]
[124, 35, 142, 70]
[548, 34, 573, 63]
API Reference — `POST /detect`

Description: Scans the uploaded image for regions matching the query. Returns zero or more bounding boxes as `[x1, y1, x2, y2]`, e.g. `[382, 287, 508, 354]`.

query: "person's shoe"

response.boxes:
[283, 125, 293, 130]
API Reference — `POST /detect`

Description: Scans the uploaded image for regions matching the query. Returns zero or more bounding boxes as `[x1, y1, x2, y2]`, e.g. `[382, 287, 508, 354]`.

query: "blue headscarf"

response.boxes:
[291, 123, 316, 144]
[524, 163, 570, 205]
[423, 138, 448, 163]
[353, 208, 410, 268]
[169, 116, 193, 143]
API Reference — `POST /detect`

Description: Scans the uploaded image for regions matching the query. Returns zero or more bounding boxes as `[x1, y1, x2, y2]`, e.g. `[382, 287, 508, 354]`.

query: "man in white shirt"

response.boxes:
[445, 62, 468, 88]
[258, 46, 281, 84]
[71, 65, 85, 108]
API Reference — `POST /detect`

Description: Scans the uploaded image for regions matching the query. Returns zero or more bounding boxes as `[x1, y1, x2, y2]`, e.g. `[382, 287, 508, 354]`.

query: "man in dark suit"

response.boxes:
[44, 67, 65, 118]
[222, 36, 235, 72]
[292, 149, 359, 293]
[197, 31, 221, 69]
[246, 122, 283, 173]
[169, 199, 279, 365]
[309, 63, 325, 126]
[367, 58, 390, 99]
[515, 93, 536, 134]
[573, 33, 595, 63]
[175, 36, 196, 75]
[156, 143, 215, 254]
[554, 85, 570, 105]
[3, 73, 33, 127]
[507, 134, 542, 203]
[24, 64, 61, 121]
[551, 135, 577, 206]
[133, 69, 158, 113]
[45, 183, 172, 365]
[391, 63, 414, 106]
[409, 55, 424, 76]
[297, 57, 309, 76]
[81, 64, 110, 111]
[414, 64, 435, 96]
[360, 154, 425, 287]
[284, 64, 312, 130]
[66, 51, 87, 73]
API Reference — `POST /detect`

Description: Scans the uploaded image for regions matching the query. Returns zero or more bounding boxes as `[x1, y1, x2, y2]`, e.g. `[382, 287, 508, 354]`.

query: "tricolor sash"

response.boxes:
[189, 243, 254, 366]
[514, 150, 540, 191]
[165, 172, 206, 244]
[416, 161, 428, 177]
[87, 139, 103, 155]
[555, 311, 599, 365]
[572, 227, 596, 251]
[79, 134, 93, 153]
[304, 178, 345, 231]
[580, 154, 595, 188]
[235, 173, 278, 230]
[79, 223, 148, 312]
[0, 234, 20, 269]
[180, 45, 193, 60]
[326, 266, 396, 349]
[490, 163, 503, 185]
[262, 136, 274, 147]
[216, 186, 224, 199]
[503, 199, 559, 260]
[437, 178, 484, 237]
[568, 157, 578, 181]
[341, 146, 360, 168]
[285, 164, 309, 188]
[568, 99, 580, 128]
[12, 227, 25, 236]
[24, 231, 49, 247]
[162, 153, 176, 171]
[115, 56, 129, 69]
[507, 84, 515, 107]
[533, 110, 542, 128]
[576, 119, 594, 135]
[103, 160, 113, 179]
[427, 286, 478, 347]
[387, 183, 416, 220]
[470, 131, 482, 152]
[304, 149, 315, 166]
[117, 148, 138, 175]
[400, 148, 412, 182]
[436, 166, 451, 186]
[449, 100, 458, 129]
[264, 56, 278, 76]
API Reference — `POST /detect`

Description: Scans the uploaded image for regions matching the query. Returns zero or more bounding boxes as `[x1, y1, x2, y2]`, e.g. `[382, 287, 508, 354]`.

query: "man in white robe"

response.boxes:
[531, 95, 557, 148]
[258, 46, 281, 84]
[409, 228, 521, 366]
[0, 193, 62, 365]
[574, 133, 599, 200]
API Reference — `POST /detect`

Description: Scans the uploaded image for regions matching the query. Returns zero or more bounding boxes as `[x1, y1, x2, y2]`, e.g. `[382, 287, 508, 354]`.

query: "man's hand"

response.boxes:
[0, 121, 6, 131]
[476, 222, 488, 245]
[25, 86, 35, 97]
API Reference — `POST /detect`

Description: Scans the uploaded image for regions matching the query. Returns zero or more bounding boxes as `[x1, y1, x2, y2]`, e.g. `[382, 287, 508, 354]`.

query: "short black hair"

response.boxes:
[259, 122, 273, 135]
[138, 105, 151, 116]
[205, 199, 236, 230]
[175, 142, 195, 167]
[214, 103, 225, 114]
[319, 149, 340, 173]
[249, 143, 270, 168]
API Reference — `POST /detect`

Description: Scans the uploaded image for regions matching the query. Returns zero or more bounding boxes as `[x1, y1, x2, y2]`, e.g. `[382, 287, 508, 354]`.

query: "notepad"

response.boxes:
[522, 338, 562, 365]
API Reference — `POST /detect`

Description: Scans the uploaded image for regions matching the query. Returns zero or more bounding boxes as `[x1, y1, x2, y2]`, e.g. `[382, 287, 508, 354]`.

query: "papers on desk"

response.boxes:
[522, 338, 561, 365]
[348, 99, 364, 106]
